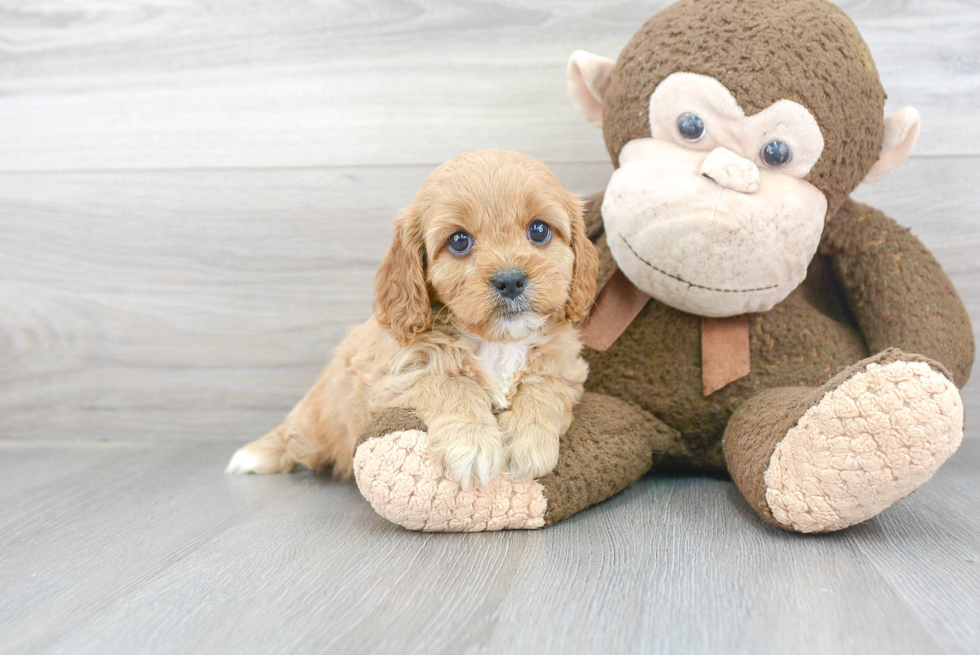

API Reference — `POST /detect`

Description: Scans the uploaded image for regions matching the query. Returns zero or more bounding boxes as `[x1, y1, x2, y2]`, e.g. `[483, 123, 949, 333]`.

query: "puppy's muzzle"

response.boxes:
[492, 269, 527, 300]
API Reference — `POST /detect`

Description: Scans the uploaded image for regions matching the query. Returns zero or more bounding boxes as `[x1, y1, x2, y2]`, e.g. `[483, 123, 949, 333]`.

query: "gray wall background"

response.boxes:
[1, 0, 977, 442]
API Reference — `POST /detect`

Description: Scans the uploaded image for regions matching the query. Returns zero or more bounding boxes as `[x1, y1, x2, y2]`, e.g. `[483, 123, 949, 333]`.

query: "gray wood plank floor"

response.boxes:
[1, 439, 977, 655]
[1, 1, 979, 653]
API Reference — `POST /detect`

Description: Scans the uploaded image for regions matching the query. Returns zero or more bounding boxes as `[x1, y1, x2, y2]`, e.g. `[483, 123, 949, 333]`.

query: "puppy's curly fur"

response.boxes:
[227, 150, 599, 486]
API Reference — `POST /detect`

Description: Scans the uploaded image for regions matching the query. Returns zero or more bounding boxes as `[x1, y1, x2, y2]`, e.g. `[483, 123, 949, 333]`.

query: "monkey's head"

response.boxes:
[567, 0, 921, 317]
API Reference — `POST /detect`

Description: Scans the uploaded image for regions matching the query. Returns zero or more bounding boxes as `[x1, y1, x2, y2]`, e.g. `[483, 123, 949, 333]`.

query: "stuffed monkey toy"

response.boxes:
[352, 0, 974, 533]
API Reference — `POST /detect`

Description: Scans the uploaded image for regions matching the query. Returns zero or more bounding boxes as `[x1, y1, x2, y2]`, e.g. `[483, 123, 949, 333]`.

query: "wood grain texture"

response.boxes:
[0, 439, 976, 655]
[0, 0, 978, 171]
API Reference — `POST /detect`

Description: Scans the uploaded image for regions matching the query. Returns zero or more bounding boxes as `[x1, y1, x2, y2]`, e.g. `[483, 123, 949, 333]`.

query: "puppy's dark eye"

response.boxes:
[447, 231, 472, 254]
[528, 220, 551, 245]
[761, 140, 793, 167]
[677, 112, 706, 142]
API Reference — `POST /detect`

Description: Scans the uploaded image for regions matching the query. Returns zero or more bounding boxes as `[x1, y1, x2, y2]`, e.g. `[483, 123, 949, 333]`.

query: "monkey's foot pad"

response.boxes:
[764, 359, 964, 533]
[353, 429, 547, 531]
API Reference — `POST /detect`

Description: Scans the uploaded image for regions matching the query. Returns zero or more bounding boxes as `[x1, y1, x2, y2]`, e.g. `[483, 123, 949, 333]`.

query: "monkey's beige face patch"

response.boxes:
[647, 73, 826, 178]
[602, 73, 829, 317]
[603, 138, 827, 316]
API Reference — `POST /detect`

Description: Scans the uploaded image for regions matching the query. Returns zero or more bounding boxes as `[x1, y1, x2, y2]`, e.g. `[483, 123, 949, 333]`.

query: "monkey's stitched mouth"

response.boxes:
[618, 234, 778, 294]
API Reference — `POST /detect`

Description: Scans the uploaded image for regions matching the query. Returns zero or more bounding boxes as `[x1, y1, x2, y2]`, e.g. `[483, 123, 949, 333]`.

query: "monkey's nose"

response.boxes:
[492, 269, 527, 300]
[700, 147, 760, 194]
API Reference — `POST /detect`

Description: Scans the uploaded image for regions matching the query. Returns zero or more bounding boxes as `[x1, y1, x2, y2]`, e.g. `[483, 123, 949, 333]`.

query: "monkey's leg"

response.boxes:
[352, 392, 682, 531]
[724, 349, 964, 533]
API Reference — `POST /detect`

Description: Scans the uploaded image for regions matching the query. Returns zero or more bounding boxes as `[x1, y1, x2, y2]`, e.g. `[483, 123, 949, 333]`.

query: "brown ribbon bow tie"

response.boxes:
[579, 269, 751, 396]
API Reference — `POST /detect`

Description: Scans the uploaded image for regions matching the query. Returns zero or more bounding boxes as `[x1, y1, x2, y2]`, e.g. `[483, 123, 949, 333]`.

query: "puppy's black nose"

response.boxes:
[492, 269, 527, 300]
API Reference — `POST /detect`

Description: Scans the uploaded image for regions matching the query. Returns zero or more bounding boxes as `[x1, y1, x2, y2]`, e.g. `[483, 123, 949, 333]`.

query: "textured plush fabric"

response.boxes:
[723, 386, 820, 528]
[821, 199, 975, 387]
[583, 233, 871, 470]
[602, 136, 829, 316]
[537, 392, 681, 525]
[698, 144, 761, 193]
[353, 426, 548, 532]
[352, 394, 687, 530]
[356, 408, 428, 448]
[354, 409, 550, 531]
[765, 357, 963, 532]
[582, 191, 606, 242]
[724, 348, 962, 532]
[602, 0, 885, 216]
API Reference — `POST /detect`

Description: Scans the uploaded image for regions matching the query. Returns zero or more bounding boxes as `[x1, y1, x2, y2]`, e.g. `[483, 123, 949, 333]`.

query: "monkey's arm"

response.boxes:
[819, 198, 975, 387]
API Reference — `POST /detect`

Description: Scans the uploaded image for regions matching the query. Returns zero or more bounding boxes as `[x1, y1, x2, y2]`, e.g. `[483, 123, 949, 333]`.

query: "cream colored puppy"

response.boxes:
[226, 149, 598, 487]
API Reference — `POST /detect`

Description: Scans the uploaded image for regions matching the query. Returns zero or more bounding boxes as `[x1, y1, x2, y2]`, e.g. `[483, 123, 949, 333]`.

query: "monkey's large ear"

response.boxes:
[373, 209, 432, 345]
[862, 107, 921, 184]
[567, 51, 616, 128]
[564, 194, 600, 323]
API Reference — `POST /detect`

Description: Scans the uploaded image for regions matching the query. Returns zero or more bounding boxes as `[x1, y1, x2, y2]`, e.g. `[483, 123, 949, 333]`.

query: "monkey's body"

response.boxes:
[585, 281, 867, 465]
[583, 194, 973, 465]
[583, 224, 869, 472]
[561, 194, 971, 532]
[350, 0, 974, 533]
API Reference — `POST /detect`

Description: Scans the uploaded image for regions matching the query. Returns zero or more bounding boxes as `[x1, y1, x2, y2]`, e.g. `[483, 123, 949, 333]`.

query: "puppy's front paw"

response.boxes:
[429, 421, 505, 488]
[500, 415, 560, 482]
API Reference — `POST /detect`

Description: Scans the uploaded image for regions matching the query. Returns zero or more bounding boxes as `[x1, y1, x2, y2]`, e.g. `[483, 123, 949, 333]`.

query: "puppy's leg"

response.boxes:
[225, 423, 297, 475]
[404, 376, 505, 488]
[227, 359, 355, 476]
[501, 373, 584, 482]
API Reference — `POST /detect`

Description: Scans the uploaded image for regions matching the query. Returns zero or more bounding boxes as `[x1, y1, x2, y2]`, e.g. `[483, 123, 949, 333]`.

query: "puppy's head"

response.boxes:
[375, 149, 598, 344]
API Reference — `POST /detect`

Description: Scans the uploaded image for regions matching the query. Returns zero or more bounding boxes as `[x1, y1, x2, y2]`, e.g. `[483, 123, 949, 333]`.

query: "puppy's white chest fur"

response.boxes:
[466, 335, 540, 410]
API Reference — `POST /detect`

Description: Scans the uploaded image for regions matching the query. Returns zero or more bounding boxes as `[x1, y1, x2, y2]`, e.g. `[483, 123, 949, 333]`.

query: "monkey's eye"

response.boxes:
[447, 231, 473, 254]
[677, 112, 706, 142]
[528, 220, 552, 245]
[761, 140, 793, 167]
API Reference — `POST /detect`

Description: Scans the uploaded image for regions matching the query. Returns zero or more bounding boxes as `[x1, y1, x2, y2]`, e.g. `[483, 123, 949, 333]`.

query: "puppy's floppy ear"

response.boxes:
[563, 193, 599, 323]
[374, 207, 432, 344]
